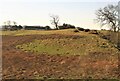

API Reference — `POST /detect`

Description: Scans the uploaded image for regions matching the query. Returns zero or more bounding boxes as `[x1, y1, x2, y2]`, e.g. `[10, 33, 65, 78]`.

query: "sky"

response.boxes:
[0, 0, 119, 29]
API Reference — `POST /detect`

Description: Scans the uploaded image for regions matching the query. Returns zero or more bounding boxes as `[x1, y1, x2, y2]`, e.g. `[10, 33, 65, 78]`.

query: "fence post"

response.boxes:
[118, 1, 120, 48]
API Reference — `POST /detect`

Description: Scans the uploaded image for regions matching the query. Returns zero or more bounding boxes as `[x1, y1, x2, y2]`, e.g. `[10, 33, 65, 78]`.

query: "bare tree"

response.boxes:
[95, 4, 119, 32]
[50, 14, 60, 29]
[3, 22, 7, 30]
[2, 20, 18, 30]
[6, 20, 11, 26]
[3, 22, 6, 26]
[13, 21, 17, 26]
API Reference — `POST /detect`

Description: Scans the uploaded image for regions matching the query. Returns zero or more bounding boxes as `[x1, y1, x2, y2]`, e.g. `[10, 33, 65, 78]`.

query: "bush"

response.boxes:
[73, 29, 79, 32]
[101, 35, 108, 39]
[45, 26, 51, 30]
[84, 29, 90, 32]
[76, 27, 84, 31]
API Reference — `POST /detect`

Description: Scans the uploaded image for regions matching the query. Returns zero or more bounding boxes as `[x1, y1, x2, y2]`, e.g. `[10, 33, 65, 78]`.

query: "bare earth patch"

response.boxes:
[2, 33, 119, 79]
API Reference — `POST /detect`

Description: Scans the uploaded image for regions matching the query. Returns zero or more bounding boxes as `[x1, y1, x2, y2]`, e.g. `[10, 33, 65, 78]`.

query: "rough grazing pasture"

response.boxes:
[2, 29, 120, 79]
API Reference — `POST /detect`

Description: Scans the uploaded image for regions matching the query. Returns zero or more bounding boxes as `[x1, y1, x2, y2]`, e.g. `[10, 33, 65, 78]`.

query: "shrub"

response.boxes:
[76, 27, 84, 31]
[84, 29, 90, 32]
[45, 26, 51, 30]
[73, 29, 79, 32]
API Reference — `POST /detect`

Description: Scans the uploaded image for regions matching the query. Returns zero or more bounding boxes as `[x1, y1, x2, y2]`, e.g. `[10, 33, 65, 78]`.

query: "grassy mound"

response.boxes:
[16, 34, 118, 56]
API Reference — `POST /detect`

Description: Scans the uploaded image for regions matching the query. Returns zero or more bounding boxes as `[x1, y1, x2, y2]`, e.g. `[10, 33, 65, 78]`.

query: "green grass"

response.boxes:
[2, 29, 118, 56]
[16, 38, 85, 55]
[16, 33, 118, 56]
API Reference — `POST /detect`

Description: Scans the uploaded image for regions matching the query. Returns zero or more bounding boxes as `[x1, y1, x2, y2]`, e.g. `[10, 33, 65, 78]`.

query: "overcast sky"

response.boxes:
[0, 0, 119, 29]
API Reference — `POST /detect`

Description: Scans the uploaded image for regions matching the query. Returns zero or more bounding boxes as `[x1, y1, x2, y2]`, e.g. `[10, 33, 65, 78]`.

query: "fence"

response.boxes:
[108, 31, 120, 48]
[109, 1, 120, 48]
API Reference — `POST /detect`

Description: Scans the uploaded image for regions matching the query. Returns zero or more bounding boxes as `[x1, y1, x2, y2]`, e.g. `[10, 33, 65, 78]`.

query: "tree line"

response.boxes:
[2, 18, 75, 31]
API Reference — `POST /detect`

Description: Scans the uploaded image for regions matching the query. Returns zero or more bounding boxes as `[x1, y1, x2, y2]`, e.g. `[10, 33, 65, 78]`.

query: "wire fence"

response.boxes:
[99, 30, 120, 48]
[102, 1, 120, 48]
[108, 31, 120, 48]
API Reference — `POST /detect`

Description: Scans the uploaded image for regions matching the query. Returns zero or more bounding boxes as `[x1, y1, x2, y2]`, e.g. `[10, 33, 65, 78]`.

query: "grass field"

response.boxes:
[15, 33, 117, 56]
[1, 29, 75, 36]
[2, 29, 119, 79]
